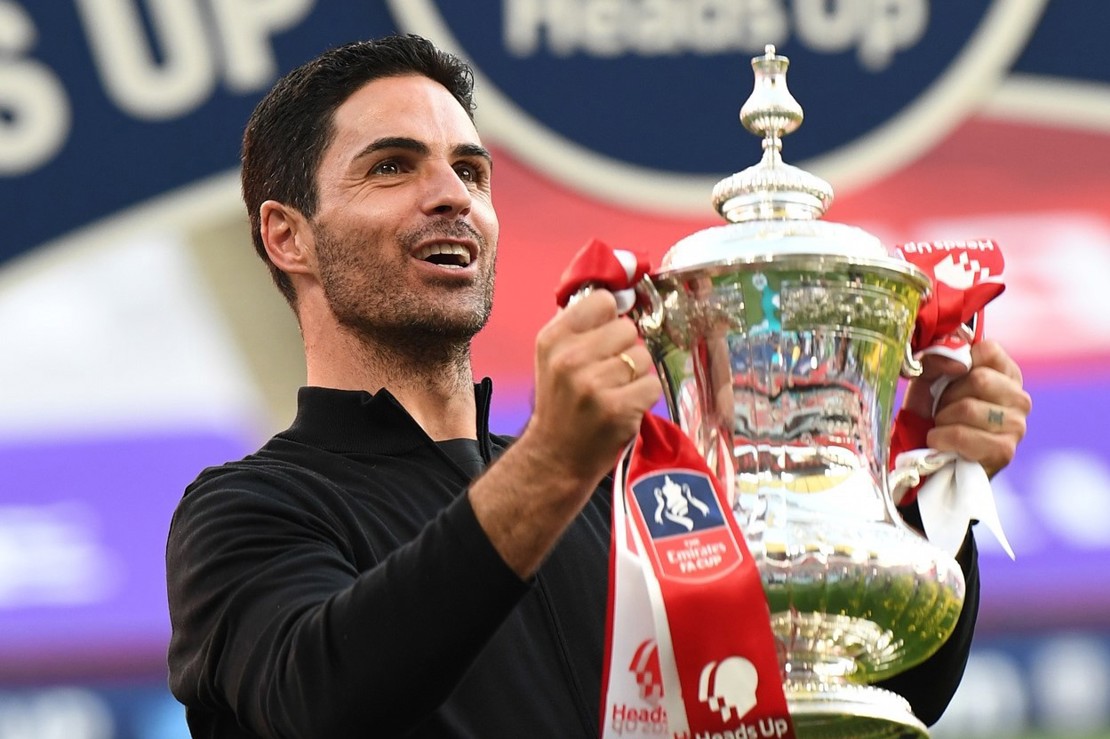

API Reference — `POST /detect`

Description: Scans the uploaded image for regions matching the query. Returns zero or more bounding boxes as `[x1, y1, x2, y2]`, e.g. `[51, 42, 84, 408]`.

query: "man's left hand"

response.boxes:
[902, 340, 1032, 478]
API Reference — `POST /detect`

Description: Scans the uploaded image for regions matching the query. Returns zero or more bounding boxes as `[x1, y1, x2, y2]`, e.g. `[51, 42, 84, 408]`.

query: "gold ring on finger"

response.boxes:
[618, 352, 637, 383]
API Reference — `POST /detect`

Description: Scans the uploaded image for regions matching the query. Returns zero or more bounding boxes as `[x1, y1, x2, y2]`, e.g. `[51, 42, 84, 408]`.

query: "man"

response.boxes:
[166, 35, 1032, 738]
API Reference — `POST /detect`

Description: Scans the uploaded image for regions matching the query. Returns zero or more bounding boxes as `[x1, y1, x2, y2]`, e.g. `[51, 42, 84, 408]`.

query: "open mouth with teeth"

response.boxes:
[413, 242, 473, 269]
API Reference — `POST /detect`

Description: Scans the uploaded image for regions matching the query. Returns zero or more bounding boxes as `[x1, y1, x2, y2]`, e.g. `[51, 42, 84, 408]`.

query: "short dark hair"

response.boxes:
[241, 35, 476, 306]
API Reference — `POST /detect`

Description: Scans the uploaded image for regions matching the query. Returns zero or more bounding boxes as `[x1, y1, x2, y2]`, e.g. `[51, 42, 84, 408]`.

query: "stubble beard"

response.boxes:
[315, 220, 496, 371]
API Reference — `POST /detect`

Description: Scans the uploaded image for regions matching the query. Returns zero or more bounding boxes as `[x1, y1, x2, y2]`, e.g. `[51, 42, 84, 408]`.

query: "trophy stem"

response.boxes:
[776, 612, 927, 735]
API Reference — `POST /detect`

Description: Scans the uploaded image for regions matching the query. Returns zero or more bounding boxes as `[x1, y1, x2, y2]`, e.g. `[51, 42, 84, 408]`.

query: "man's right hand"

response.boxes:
[529, 290, 661, 486]
[468, 290, 661, 578]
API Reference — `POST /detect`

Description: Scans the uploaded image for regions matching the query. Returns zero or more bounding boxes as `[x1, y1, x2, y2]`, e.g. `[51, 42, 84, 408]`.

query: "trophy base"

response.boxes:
[788, 682, 928, 738]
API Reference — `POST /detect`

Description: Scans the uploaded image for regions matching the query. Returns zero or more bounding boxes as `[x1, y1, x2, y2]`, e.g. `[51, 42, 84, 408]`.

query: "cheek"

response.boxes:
[474, 198, 499, 242]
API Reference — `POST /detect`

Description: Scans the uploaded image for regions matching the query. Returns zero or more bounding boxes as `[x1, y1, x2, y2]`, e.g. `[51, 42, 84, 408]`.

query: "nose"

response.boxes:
[420, 160, 472, 217]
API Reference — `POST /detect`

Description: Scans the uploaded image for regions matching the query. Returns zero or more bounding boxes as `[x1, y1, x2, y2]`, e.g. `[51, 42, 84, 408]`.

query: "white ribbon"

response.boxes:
[601, 444, 686, 738]
[611, 249, 641, 315]
[893, 449, 1015, 560]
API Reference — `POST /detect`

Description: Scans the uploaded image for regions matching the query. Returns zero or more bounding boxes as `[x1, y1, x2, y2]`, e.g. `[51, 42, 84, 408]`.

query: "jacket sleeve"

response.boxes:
[165, 467, 530, 739]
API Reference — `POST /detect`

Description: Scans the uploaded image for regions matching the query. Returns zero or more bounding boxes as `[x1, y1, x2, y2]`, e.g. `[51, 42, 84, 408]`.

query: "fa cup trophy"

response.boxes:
[633, 46, 966, 737]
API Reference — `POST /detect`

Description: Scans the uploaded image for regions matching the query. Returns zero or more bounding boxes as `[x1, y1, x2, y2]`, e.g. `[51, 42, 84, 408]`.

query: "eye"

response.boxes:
[370, 159, 403, 176]
[454, 161, 488, 184]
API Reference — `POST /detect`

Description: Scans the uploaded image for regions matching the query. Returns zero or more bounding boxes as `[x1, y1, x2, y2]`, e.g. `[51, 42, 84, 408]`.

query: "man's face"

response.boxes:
[308, 74, 499, 347]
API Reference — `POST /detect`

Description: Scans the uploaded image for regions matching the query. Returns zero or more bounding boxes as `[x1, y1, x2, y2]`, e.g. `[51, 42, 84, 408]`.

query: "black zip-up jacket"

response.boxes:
[166, 380, 978, 738]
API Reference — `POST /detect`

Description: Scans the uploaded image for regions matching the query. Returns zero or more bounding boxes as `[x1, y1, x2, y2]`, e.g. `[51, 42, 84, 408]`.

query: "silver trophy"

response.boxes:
[632, 46, 965, 738]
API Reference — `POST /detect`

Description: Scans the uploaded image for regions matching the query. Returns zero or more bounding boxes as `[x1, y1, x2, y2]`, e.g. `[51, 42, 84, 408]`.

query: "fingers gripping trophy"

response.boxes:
[630, 46, 966, 737]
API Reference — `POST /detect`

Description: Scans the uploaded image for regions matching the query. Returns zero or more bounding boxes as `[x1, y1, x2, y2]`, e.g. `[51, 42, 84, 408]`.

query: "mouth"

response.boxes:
[412, 241, 475, 269]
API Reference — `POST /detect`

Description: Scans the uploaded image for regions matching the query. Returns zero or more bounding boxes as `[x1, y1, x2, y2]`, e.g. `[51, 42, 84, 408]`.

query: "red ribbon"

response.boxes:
[555, 238, 651, 308]
[897, 239, 1006, 352]
[624, 414, 794, 737]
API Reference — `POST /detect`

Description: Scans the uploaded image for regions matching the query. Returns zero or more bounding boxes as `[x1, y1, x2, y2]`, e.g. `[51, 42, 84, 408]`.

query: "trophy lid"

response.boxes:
[660, 45, 897, 274]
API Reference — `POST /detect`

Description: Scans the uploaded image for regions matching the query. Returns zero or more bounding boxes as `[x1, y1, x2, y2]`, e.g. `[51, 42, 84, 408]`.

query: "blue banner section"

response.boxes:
[1012, 1, 1110, 81]
[1, 2, 396, 265]
[3, 1, 1110, 266]
[425, 2, 1002, 168]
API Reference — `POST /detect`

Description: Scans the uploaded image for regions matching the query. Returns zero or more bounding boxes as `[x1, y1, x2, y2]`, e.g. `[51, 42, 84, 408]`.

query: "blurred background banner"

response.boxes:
[1, 2, 1107, 737]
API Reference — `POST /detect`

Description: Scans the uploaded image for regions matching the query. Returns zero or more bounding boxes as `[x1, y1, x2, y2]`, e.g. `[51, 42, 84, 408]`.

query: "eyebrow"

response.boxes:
[353, 137, 493, 169]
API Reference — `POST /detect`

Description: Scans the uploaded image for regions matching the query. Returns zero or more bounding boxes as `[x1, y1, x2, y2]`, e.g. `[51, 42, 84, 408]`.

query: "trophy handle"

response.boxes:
[631, 276, 665, 336]
[900, 343, 923, 378]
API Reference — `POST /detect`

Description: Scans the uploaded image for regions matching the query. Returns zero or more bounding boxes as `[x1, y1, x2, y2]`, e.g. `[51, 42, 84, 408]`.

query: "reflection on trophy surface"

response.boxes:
[635, 46, 966, 738]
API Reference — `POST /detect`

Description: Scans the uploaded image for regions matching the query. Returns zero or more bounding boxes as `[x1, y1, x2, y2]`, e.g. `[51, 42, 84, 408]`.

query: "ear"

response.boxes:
[260, 200, 314, 278]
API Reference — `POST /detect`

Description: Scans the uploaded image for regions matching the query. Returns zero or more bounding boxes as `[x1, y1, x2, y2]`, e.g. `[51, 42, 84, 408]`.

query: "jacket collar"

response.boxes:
[282, 377, 495, 457]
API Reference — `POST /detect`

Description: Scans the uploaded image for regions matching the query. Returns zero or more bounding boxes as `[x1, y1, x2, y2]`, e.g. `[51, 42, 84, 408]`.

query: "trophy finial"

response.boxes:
[712, 45, 834, 224]
[739, 45, 803, 142]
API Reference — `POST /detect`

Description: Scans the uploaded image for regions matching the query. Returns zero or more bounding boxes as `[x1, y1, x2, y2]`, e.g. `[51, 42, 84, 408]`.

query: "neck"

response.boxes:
[304, 324, 479, 441]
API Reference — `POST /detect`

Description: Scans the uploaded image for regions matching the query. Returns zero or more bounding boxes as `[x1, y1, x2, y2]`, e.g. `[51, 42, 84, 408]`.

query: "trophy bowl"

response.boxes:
[633, 47, 966, 738]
